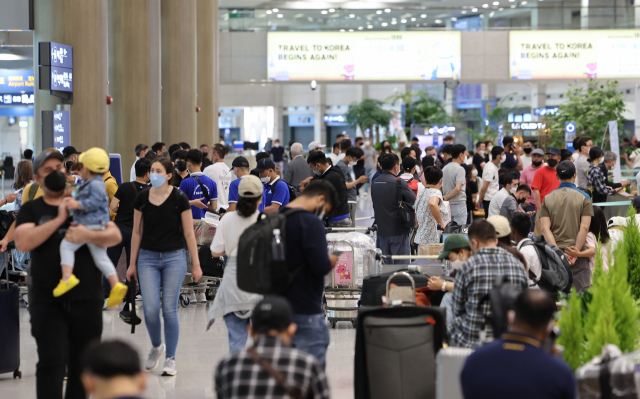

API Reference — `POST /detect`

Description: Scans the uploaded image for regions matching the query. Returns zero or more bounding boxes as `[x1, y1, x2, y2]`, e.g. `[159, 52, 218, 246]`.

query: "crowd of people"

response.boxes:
[5, 130, 638, 399]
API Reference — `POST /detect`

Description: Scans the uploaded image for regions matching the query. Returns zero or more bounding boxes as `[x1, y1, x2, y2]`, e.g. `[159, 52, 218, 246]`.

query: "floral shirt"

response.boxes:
[414, 187, 450, 245]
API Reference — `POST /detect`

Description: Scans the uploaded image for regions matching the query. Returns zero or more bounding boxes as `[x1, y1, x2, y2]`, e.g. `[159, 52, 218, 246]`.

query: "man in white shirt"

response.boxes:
[476, 146, 503, 219]
[443, 144, 468, 225]
[203, 143, 232, 211]
[129, 144, 149, 182]
[521, 140, 534, 170]
[511, 213, 542, 287]
[328, 142, 343, 165]
[573, 136, 592, 192]
[488, 173, 520, 217]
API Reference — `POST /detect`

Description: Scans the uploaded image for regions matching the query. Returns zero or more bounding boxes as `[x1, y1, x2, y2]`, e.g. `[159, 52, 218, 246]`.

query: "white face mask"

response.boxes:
[478, 150, 485, 155]
[274, 143, 280, 148]
[510, 187, 517, 194]
[488, 146, 493, 152]
[501, 154, 507, 163]
[260, 175, 270, 183]
[451, 259, 464, 270]
[348, 161, 357, 166]
[472, 169, 478, 177]
[364, 141, 371, 146]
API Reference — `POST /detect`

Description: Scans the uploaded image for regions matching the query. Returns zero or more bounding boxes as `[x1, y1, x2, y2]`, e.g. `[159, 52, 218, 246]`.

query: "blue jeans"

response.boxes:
[291, 314, 330, 368]
[224, 313, 250, 353]
[377, 234, 411, 264]
[138, 248, 187, 359]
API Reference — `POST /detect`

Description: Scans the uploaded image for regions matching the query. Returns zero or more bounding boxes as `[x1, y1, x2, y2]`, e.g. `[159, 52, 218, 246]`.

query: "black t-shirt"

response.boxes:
[171, 172, 184, 188]
[16, 198, 104, 305]
[270, 147, 285, 162]
[281, 209, 332, 315]
[473, 153, 488, 178]
[467, 179, 479, 212]
[133, 187, 191, 252]
[313, 166, 350, 219]
[114, 182, 149, 229]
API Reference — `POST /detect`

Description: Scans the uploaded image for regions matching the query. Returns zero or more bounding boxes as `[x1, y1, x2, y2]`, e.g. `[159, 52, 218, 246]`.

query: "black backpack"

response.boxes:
[236, 208, 307, 295]
[480, 275, 526, 339]
[283, 181, 300, 200]
[521, 240, 573, 294]
[0, 210, 16, 240]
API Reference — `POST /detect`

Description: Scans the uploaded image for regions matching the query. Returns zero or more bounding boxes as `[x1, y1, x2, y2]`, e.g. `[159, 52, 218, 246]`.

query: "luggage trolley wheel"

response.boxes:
[179, 294, 190, 308]
[13, 369, 21, 379]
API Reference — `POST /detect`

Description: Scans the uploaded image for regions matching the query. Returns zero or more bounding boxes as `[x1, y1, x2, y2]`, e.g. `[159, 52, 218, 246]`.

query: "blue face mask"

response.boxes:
[149, 173, 167, 188]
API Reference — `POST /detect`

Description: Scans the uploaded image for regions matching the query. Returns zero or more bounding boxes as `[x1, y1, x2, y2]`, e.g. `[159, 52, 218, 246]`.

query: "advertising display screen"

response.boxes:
[0, 70, 35, 93]
[268, 31, 461, 81]
[510, 30, 640, 79]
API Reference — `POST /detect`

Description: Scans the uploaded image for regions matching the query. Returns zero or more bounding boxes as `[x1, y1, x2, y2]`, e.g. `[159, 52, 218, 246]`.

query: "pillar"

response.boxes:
[196, 0, 219, 148]
[531, 83, 546, 110]
[109, 0, 161, 181]
[482, 84, 496, 100]
[313, 83, 326, 144]
[161, 0, 197, 147]
[33, 0, 109, 153]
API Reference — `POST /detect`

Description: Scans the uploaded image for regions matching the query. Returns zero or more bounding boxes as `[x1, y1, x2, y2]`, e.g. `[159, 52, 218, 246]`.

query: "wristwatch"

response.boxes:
[441, 282, 447, 292]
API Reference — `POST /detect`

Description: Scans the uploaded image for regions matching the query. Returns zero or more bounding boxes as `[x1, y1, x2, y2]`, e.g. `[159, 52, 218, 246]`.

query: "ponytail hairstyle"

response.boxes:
[236, 196, 260, 218]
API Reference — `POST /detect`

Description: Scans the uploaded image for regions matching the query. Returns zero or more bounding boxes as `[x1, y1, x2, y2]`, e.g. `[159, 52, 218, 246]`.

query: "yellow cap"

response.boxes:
[78, 147, 110, 173]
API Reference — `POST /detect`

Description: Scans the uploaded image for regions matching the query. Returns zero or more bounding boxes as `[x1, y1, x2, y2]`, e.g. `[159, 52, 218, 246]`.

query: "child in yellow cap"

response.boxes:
[53, 147, 128, 307]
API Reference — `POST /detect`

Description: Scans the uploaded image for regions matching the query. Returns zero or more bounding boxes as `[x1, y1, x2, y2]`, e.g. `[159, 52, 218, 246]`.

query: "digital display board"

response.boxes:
[0, 93, 35, 105]
[50, 66, 73, 92]
[42, 110, 70, 152]
[0, 70, 35, 93]
[510, 30, 640, 79]
[268, 31, 461, 81]
[39, 42, 73, 68]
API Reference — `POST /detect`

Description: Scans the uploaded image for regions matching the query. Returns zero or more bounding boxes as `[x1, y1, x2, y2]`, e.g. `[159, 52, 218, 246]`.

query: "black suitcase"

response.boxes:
[360, 269, 429, 307]
[0, 283, 21, 378]
[354, 305, 446, 399]
[198, 245, 224, 277]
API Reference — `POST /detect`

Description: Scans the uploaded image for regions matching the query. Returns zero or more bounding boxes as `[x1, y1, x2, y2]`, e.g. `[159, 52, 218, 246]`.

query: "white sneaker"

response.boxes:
[161, 357, 177, 376]
[135, 294, 142, 301]
[188, 292, 197, 303]
[145, 344, 166, 370]
[196, 292, 207, 303]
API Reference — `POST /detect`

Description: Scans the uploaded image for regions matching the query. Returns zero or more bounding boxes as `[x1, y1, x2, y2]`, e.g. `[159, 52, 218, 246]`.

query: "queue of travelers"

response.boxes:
[7, 131, 639, 399]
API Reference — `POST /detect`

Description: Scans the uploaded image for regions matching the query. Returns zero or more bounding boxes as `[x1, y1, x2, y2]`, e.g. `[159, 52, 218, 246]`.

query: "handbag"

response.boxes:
[395, 179, 416, 229]
[119, 278, 141, 333]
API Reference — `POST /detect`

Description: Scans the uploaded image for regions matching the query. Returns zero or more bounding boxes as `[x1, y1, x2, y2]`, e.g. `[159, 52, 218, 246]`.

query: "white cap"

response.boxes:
[308, 141, 326, 151]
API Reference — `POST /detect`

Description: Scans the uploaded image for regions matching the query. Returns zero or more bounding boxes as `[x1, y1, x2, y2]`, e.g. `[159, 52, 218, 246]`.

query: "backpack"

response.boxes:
[480, 274, 526, 339]
[236, 208, 307, 295]
[27, 183, 40, 202]
[521, 240, 573, 294]
[0, 210, 16, 240]
[283, 181, 300, 200]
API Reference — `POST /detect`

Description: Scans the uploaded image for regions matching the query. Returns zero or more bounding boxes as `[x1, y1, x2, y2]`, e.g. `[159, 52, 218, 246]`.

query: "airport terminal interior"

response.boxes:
[2, 0, 640, 398]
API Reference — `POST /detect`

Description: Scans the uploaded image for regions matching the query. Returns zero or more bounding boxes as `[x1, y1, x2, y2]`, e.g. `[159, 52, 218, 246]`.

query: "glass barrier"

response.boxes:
[220, 4, 637, 32]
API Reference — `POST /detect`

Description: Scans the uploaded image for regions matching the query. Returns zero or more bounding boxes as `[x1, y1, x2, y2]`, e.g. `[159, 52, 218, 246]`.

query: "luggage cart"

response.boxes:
[325, 239, 360, 328]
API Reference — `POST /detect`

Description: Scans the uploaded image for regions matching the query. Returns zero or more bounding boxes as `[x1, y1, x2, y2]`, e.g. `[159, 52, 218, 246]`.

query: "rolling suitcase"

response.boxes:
[360, 269, 430, 307]
[0, 283, 21, 378]
[355, 273, 446, 399]
[435, 347, 474, 399]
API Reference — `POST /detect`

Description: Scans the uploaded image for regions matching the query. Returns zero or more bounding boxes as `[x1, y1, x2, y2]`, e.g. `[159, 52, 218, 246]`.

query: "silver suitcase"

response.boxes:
[436, 347, 474, 399]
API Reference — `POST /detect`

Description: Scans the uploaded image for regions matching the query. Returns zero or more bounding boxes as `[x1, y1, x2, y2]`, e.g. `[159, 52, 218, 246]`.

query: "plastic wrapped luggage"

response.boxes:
[436, 347, 474, 399]
[325, 232, 376, 287]
[575, 344, 640, 399]
[0, 283, 21, 378]
[193, 219, 218, 246]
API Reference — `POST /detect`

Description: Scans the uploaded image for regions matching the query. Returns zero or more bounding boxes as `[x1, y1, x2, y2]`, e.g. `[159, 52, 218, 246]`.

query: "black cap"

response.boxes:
[62, 146, 79, 158]
[633, 197, 640, 211]
[251, 296, 293, 333]
[231, 156, 250, 171]
[254, 158, 276, 172]
[546, 147, 561, 156]
[556, 160, 576, 179]
[402, 156, 417, 171]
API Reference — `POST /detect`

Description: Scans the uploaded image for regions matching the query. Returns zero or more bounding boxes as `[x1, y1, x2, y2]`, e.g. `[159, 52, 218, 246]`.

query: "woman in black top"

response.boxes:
[127, 157, 202, 377]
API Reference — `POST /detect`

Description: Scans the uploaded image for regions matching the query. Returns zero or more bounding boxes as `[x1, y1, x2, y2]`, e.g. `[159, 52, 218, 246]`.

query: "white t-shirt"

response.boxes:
[129, 157, 139, 182]
[210, 210, 258, 257]
[488, 188, 509, 217]
[521, 154, 532, 170]
[482, 161, 500, 201]
[572, 152, 580, 163]
[517, 238, 542, 287]
[629, 149, 640, 169]
[204, 162, 233, 209]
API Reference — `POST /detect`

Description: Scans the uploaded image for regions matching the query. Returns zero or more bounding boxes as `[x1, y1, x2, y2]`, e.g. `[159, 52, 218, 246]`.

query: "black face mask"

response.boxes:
[517, 196, 527, 204]
[175, 161, 187, 172]
[44, 170, 67, 192]
[202, 152, 208, 158]
[532, 161, 543, 167]
[547, 159, 558, 168]
[523, 148, 532, 154]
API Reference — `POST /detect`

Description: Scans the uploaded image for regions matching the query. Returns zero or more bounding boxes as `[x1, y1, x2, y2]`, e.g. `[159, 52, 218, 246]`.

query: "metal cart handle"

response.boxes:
[386, 271, 416, 297]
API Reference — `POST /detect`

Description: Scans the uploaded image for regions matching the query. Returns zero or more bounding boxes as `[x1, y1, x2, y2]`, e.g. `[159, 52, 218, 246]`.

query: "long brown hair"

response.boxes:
[14, 160, 33, 190]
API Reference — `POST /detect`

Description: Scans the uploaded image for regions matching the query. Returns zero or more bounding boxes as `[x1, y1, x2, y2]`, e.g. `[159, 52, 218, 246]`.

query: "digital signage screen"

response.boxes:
[510, 30, 640, 79]
[39, 42, 73, 68]
[50, 66, 73, 92]
[268, 31, 461, 81]
[0, 70, 35, 93]
[42, 110, 70, 152]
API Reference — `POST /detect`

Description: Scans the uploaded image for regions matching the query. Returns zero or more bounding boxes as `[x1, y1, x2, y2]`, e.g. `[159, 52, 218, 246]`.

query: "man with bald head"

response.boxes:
[283, 142, 313, 187]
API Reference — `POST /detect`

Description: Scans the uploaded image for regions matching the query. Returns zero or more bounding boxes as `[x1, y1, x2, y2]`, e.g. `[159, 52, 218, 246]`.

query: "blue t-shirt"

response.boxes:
[259, 178, 290, 212]
[179, 173, 218, 220]
[228, 178, 241, 205]
[502, 153, 519, 170]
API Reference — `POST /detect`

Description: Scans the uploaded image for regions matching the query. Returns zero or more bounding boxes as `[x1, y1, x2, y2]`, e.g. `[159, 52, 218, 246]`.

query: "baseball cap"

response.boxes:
[531, 149, 544, 156]
[546, 147, 561, 156]
[402, 156, 417, 171]
[254, 158, 276, 172]
[487, 215, 511, 238]
[33, 149, 64, 173]
[556, 161, 576, 179]
[238, 175, 263, 198]
[438, 234, 470, 260]
[308, 141, 326, 151]
[608, 216, 627, 229]
[62, 146, 79, 159]
[230, 156, 249, 171]
[251, 296, 293, 334]
[78, 147, 110, 173]
[633, 197, 640, 212]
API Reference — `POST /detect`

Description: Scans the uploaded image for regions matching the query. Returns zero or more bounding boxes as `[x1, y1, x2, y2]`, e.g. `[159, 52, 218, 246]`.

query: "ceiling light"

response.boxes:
[479, 14, 484, 18]
[349, 14, 355, 18]
[358, 26, 363, 30]
[451, 17, 457, 21]
[489, 11, 495, 16]
[0, 53, 22, 61]
[266, 10, 272, 14]
[435, 19, 442, 23]
[482, 4, 489, 8]
[401, 19, 407, 23]
[421, 14, 427, 18]
[381, 22, 388, 26]
[329, 8, 335, 12]
[321, 10, 327, 14]
[277, 13, 283, 18]
[461, 10, 467, 14]
[493, 1, 499, 4]
[384, 8, 391, 13]
[499, 7, 504, 10]
[367, 25, 373, 29]
[522, 1, 527, 3]
[340, 29, 345, 32]
[511, 4, 516, 7]
[509, 0, 515, 2]
[391, 20, 397, 24]
[272, 8, 278, 12]
[472, 8, 478, 12]
[349, 29, 354, 32]
[376, 10, 382, 14]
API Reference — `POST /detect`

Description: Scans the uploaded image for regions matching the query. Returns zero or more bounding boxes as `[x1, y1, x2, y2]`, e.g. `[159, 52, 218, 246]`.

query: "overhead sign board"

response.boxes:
[39, 42, 73, 68]
[268, 31, 461, 81]
[39, 66, 73, 92]
[0, 93, 35, 105]
[510, 30, 640, 79]
[42, 110, 70, 152]
[0, 70, 35, 94]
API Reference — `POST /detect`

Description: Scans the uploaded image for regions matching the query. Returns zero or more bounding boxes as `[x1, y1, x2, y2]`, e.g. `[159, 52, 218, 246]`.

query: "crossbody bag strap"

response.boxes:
[247, 347, 304, 399]
[192, 175, 211, 204]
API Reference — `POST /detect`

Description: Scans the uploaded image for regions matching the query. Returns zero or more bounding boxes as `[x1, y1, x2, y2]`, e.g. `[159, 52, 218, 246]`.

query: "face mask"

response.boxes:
[532, 160, 543, 167]
[384, 145, 391, 151]
[348, 161, 357, 166]
[149, 173, 167, 188]
[365, 141, 370, 146]
[260, 175, 270, 183]
[274, 143, 280, 148]
[500, 154, 507, 163]
[517, 196, 527, 204]
[315, 201, 326, 220]
[510, 187, 517, 194]
[175, 161, 187, 172]
[451, 259, 464, 270]
[202, 152, 208, 158]
[547, 159, 558, 168]
[487, 146, 493, 152]
[478, 150, 485, 155]
[523, 147, 532, 154]
[162, 151, 169, 158]
[472, 169, 478, 177]
[44, 169, 67, 192]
